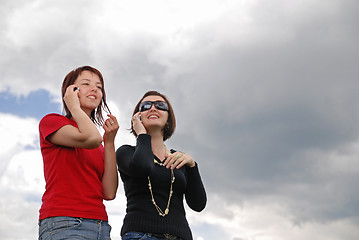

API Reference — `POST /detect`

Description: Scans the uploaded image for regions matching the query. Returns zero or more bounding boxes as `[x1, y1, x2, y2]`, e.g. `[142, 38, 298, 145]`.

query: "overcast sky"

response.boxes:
[1, 0, 359, 239]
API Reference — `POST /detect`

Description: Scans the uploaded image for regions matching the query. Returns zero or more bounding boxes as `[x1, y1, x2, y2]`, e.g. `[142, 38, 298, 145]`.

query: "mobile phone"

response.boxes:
[139, 114, 142, 121]
[73, 87, 79, 91]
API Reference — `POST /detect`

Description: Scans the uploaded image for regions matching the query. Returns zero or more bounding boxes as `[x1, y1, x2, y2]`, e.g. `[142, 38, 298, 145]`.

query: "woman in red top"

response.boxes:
[38, 66, 119, 240]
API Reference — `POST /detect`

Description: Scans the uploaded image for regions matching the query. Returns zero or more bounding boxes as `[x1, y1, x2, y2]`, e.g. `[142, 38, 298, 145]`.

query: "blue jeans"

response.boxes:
[122, 231, 182, 240]
[38, 216, 111, 240]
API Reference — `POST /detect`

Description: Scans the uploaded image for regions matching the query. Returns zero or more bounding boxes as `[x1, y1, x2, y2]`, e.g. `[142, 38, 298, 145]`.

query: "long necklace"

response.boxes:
[148, 147, 175, 217]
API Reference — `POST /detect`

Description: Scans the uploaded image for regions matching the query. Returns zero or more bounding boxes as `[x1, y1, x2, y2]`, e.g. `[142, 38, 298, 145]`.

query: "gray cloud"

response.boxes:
[1, 0, 359, 239]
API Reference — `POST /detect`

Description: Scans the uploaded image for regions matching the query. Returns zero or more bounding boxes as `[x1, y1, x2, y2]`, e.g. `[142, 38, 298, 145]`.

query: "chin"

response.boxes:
[82, 105, 99, 113]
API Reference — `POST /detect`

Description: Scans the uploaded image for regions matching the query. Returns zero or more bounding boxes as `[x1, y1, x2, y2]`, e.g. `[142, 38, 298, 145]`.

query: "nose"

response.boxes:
[149, 103, 157, 111]
[90, 84, 98, 92]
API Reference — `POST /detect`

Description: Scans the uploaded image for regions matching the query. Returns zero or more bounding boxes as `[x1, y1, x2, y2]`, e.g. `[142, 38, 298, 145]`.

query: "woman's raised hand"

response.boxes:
[132, 112, 147, 136]
[164, 152, 196, 169]
[63, 85, 81, 112]
[103, 114, 119, 143]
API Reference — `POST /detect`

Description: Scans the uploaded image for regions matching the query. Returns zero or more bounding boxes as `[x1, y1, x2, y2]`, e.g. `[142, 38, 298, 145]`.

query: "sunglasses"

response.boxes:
[139, 101, 169, 112]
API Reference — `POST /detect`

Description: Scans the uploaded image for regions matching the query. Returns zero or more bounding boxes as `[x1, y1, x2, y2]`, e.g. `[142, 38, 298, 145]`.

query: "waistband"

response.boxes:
[150, 232, 180, 239]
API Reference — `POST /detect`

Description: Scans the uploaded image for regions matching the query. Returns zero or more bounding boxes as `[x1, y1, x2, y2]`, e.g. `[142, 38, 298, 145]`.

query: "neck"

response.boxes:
[82, 107, 93, 117]
[151, 134, 166, 161]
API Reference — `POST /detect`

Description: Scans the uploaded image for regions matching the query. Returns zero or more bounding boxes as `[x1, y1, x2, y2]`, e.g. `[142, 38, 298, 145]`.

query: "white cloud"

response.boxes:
[0, 114, 41, 239]
[0, 113, 38, 150]
[189, 196, 359, 240]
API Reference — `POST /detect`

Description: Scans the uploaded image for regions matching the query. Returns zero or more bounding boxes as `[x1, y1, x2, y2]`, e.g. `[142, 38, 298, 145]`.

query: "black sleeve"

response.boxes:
[184, 162, 207, 212]
[116, 134, 154, 177]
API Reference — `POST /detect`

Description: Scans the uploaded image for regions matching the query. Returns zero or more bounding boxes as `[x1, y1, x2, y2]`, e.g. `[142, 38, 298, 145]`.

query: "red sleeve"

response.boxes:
[39, 113, 74, 145]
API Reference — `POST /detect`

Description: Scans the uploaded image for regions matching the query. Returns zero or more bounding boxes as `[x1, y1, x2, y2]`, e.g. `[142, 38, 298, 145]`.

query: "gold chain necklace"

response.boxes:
[148, 147, 175, 217]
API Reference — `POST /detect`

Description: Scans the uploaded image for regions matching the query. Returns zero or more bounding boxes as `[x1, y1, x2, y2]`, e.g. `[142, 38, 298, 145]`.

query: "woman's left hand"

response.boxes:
[164, 152, 196, 169]
[103, 114, 119, 143]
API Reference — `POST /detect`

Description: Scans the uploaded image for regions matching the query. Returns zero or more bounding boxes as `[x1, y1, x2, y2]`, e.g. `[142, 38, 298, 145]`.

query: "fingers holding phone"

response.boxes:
[64, 85, 81, 111]
[132, 113, 146, 135]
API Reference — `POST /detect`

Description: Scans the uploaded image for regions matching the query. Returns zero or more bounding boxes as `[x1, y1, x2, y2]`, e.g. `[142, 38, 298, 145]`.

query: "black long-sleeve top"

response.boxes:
[116, 134, 207, 240]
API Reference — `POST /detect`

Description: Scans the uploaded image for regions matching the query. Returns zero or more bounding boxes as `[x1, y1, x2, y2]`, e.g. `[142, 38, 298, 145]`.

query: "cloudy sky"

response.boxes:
[1, 0, 359, 239]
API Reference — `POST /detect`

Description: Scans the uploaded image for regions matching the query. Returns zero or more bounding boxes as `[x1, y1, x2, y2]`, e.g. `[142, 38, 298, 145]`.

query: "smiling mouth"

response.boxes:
[88, 96, 96, 100]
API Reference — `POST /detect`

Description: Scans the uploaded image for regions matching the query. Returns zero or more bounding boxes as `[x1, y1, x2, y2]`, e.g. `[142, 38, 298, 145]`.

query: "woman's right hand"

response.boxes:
[63, 85, 80, 112]
[132, 112, 147, 136]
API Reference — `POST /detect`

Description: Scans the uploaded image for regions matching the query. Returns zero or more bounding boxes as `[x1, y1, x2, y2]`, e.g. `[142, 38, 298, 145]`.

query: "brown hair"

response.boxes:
[61, 66, 110, 126]
[131, 91, 176, 141]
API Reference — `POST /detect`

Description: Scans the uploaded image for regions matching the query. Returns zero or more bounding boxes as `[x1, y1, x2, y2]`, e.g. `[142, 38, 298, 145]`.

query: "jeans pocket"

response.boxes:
[122, 231, 145, 240]
[50, 217, 82, 233]
[39, 217, 83, 240]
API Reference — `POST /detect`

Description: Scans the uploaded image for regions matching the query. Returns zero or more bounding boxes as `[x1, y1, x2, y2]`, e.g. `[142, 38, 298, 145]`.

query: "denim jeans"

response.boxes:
[38, 216, 111, 240]
[122, 231, 182, 240]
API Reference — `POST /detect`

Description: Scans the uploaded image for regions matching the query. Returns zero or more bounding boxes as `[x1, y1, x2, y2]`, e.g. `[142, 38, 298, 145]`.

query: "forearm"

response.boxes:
[116, 134, 154, 177]
[185, 163, 207, 211]
[70, 107, 102, 146]
[132, 134, 154, 174]
[102, 140, 119, 200]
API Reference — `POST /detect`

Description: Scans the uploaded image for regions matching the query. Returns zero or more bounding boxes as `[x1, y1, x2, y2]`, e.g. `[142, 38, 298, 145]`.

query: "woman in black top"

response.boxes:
[116, 90, 206, 240]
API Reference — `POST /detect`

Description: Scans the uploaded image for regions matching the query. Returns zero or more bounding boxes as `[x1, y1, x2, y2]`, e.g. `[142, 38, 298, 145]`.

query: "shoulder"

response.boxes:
[40, 113, 68, 125]
[115, 145, 135, 170]
[116, 144, 135, 154]
[39, 113, 73, 138]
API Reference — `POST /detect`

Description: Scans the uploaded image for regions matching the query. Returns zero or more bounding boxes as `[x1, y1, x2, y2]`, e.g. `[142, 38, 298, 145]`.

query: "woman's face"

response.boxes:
[74, 70, 103, 114]
[139, 95, 169, 131]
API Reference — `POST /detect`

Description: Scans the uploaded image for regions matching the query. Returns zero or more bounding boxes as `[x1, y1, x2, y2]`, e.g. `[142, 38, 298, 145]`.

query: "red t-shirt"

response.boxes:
[38, 113, 108, 221]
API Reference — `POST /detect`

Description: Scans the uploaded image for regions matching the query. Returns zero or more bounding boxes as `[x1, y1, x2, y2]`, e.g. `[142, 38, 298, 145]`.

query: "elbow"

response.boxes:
[103, 192, 116, 201]
[87, 141, 102, 149]
[104, 195, 116, 201]
[188, 195, 207, 212]
[192, 202, 207, 212]
[198, 204, 206, 212]
[84, 135, 103, 149]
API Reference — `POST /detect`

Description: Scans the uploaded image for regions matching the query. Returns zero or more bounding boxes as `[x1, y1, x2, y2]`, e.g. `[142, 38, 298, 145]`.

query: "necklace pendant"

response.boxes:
[165, 209, 169, 215]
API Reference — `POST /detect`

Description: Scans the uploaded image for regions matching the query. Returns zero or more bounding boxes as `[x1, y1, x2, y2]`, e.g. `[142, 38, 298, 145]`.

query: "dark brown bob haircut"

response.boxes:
[131, 91, 176, 141]
[61, 66, 111, 126]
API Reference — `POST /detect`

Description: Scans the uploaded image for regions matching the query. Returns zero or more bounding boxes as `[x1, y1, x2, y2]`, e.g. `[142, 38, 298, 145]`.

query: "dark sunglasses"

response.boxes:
[139, 101, 169, 112]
